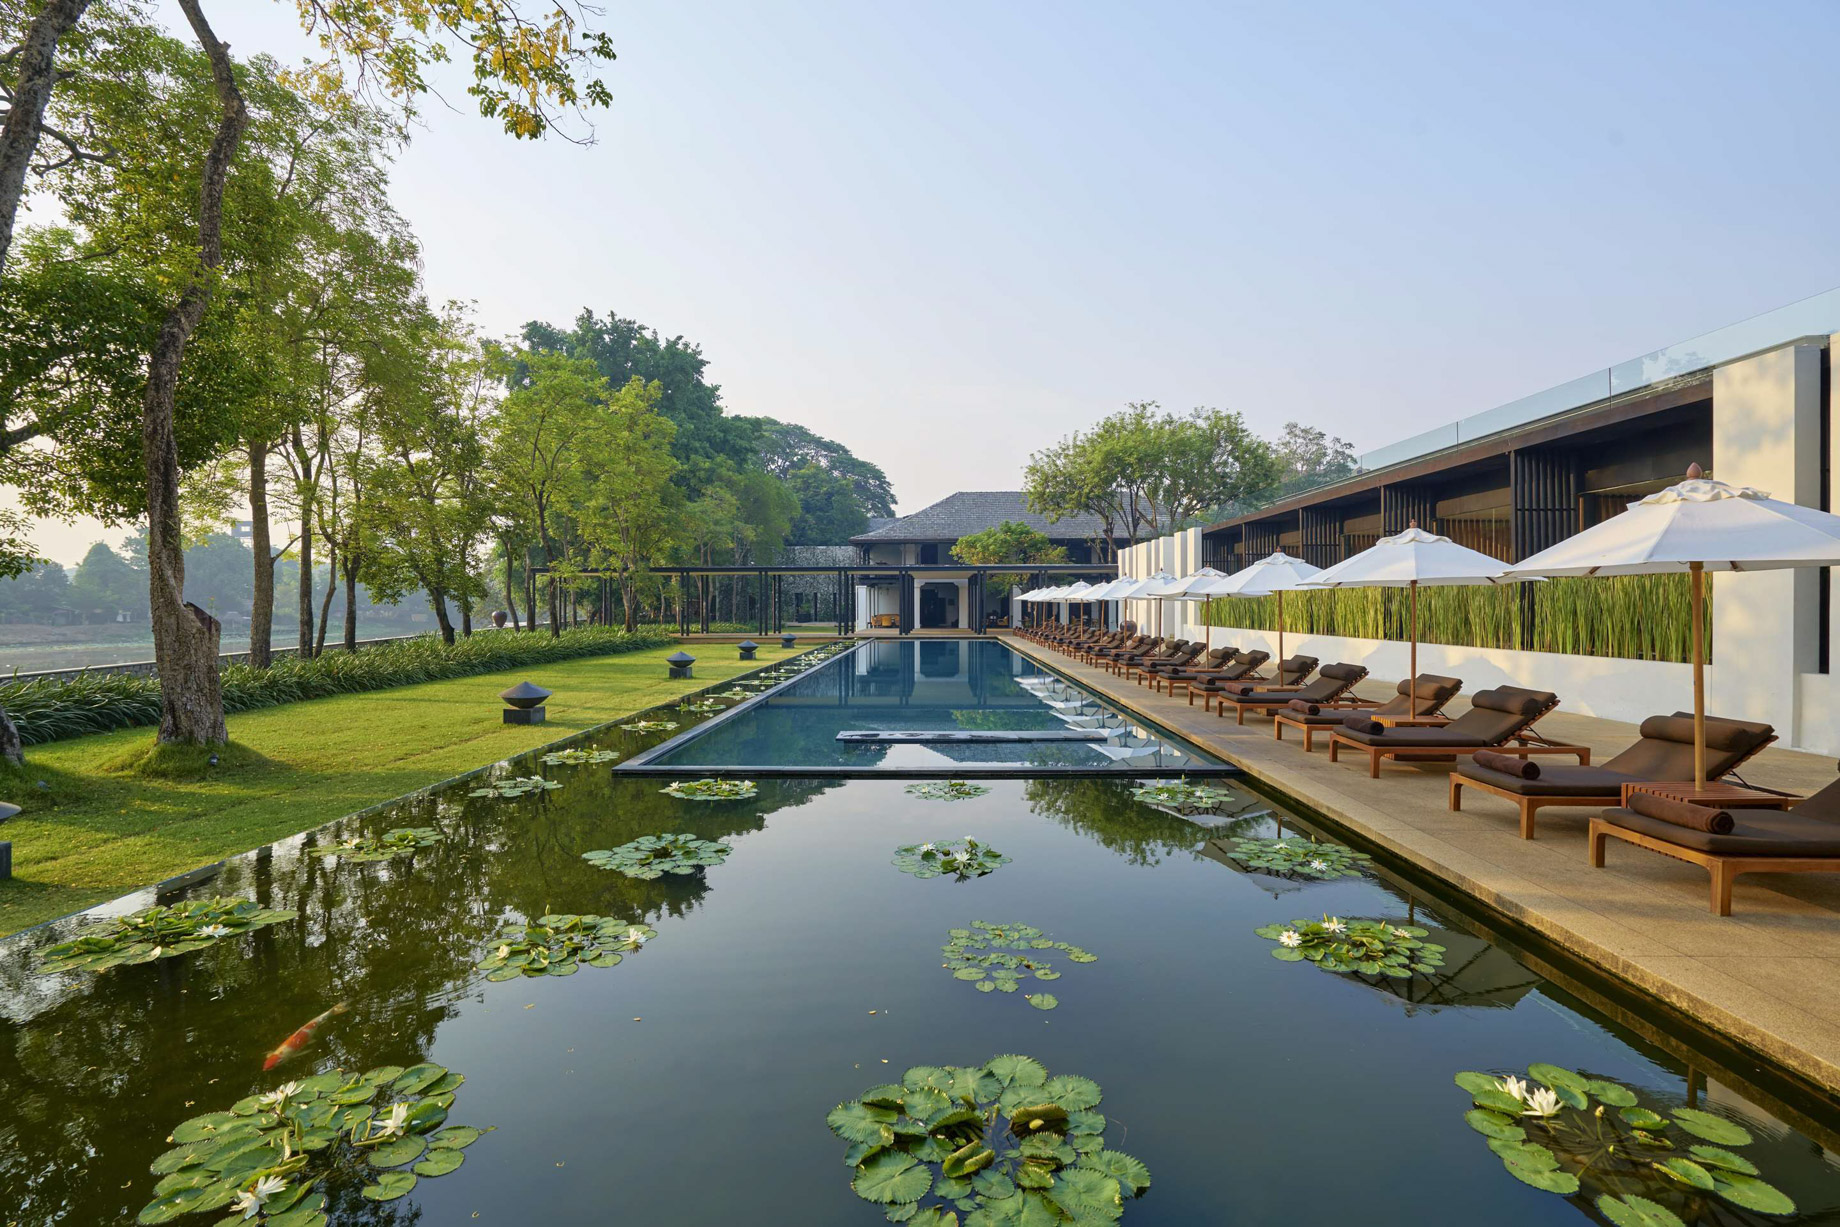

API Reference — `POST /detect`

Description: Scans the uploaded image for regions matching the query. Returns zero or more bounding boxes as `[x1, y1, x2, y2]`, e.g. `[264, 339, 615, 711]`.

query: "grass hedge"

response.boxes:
[0, 626, 674, 745]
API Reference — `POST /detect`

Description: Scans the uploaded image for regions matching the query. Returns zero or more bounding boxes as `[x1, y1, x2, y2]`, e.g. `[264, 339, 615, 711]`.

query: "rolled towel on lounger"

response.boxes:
[1343, 716, 1384, 735]
[1286, 698, 1320, 716]
[1627, 791, 1735, 834]
[1471, 749, 1540, 780]
[1229, 683, 1258, 696]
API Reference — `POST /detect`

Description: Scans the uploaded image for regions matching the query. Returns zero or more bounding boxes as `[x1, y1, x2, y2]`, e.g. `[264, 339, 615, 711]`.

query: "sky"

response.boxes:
[14, 0, 1840, 565]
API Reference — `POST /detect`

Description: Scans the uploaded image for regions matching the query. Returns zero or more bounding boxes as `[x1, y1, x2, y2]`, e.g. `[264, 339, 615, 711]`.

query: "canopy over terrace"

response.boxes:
[533, 562, 1119, 636]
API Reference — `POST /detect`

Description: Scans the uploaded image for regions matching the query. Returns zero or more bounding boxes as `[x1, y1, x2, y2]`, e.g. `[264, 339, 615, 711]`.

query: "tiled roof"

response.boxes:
[849, 491, 1113, 544]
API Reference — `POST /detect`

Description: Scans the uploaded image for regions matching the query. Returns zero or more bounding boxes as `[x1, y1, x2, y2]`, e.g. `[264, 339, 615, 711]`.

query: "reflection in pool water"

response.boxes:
[637, 639, 1222, 772]
[2, 664, 1838, 1225]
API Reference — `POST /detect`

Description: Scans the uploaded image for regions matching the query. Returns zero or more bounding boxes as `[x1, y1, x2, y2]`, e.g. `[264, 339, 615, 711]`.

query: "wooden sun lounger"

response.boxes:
[1328, 687, 1589, 778]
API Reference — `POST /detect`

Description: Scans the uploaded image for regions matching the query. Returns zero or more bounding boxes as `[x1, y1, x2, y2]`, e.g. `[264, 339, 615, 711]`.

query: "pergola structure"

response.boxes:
[525, 563, 1116, 636]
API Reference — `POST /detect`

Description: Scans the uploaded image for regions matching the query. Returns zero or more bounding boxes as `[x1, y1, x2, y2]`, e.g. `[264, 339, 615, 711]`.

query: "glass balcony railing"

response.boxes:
[1358, 285, 1840, 473]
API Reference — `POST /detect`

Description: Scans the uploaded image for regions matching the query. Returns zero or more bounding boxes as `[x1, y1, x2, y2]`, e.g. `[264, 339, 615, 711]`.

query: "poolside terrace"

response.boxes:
[1002, 632, 1840, 1094]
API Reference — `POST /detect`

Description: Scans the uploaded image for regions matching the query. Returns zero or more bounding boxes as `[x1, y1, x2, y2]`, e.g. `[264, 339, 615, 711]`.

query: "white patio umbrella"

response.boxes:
[1056, 580, 1096, 630]
[1304, 524, 1528, 716]
[1119, 570, 1179, 638]
[1503, 463, 1840, 787]
[1146, 567, 1234, 652]
[1214, 550, 1323, 663]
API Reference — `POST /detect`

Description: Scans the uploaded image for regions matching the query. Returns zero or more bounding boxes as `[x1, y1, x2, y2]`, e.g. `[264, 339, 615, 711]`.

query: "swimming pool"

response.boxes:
[630, 639, 1225, 774]
[2, 645, 1837, 1226]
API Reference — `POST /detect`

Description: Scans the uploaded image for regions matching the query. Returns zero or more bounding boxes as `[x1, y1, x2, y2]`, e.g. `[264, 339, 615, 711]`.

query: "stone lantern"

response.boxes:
[667, 650, 696, 679]
[780, 633, 797, 649]
[738, 640, 759, 660]
[499, 681, 551, 725]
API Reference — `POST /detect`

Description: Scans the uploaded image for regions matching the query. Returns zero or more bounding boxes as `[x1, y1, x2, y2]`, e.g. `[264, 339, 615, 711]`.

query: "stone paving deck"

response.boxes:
[1004, 634, 1840, 1093]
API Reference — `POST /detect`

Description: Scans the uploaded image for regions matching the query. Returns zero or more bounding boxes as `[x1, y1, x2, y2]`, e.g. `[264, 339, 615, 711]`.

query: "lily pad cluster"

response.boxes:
[1456, 1063, 1794, 1224]
[709, 688, 751, 700]
[894, 838, 1011, 880]
[827, 1055, 1150, 1225]
[321, 827, 442, 863]
[678, 699, 724, 715]
[942, 921, 1097, 1011]
[136, 1063, 485, 1224]
[538, 747, 620, 766]
[1226, 837, 1372, 881]
[1255, 916, 1446, 978]
[1128, 780, 1241, 812]
[581, 833, 733, 879]
[477, 914, 656, 980]
[467, 775, 561, 799]
[40, 897, 298, 974]
[619, 719, 679, 733]
[906, 781, 992, 802]
[661, 777, 758, 802]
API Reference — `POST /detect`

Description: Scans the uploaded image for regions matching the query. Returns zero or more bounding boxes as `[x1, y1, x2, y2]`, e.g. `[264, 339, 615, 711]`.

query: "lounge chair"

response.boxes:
[1193, 654, 1319, 708]
[1145, 646, 1234, 692]
[1095, 635, 1162, 668]
[1215, 663, 1369, 725]
[1177, 652, 1273, 708]
[1451, 713, 1775, 839]
[1592, 771, 1840, 915]
[1110, 639, 1188, 677]
[1127, 641, 1205, 684]
[1328, 685, 1589, 778]
[1272, 674, 1464, 751]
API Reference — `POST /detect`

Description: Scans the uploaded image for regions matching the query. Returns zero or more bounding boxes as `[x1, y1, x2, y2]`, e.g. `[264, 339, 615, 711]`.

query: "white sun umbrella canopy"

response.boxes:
[1056, 580, 1097, 628]
[1304, 524, 1527, 716]
[1114, 571, 1179, 638]
[1503, 463, 1840, 786]
[1145, 567, 1234, 651]
[1214, 551, 1323, 663]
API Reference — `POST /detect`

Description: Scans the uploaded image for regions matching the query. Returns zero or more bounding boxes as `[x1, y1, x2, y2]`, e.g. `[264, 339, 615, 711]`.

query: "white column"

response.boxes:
[955, 580, 968, 629]
[1710, 342, 1824, 739]
[913, 581, 923, 630]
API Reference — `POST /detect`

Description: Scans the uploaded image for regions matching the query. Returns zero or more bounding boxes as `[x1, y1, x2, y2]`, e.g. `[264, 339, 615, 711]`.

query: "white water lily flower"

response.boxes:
[624, 928, 647, 946]
[1523, 1087, 1563, 1118]
[1308, 859, 1329, 872]
[495, 944, 512, 960]
[258, 1081, 302, 1107]
[197, 923, 232, 939]
[917, 843, 935, 854]
[377, 1102, 410, 1137]
[1497, 1075, 1529, 1103]
[1322, 917, 1347, 934]
[1278, 930, 1303, 948]
[232, 1174, 289, 1219]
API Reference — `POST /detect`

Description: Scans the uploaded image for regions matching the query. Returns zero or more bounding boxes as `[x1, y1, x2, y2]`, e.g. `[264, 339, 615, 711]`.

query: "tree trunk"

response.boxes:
[503, 545, 521, 630]
[141, 0, 244, 746]
[0, 0, 90, 274]
[0, 710, 22, 768]
[429, 588, 456, 646]
[459, 597, 472, 638]
[248, 441, 274, 667]
[295, 472, 314, 658]
[341, 552, 358, 651]
[313, 534, 335, 655]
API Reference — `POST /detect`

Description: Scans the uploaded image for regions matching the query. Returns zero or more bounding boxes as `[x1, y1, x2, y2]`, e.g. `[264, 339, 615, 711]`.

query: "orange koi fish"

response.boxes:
[263, 1002, 347, 1070]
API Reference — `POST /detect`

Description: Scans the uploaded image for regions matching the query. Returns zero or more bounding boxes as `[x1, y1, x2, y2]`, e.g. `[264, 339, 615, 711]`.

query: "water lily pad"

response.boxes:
[414, 1147, 466, 1177]
[1025, 993, 1058, 1011]
[661, 777, 757, 801]
[1596, 1194, 1687, 1227]
[360, 1170, 418, 1202]
[894, 838, 1011, 880]
[368, 1135, 427, 1168]
[1670, 1107, 1752, 1146]
[1711, 1173, 1795, 1214]
[854, 1151, 934, 1205]
[40, 897, 298, 975]
[468, 774, 562, 799]
[583, 833, 732, 879]
[1225, 836, 1372, 881]
[905, 781, 992, 802]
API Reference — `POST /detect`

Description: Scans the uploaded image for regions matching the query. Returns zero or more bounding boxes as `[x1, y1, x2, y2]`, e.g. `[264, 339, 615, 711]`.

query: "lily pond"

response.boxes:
[3, 641, 1840, 1225]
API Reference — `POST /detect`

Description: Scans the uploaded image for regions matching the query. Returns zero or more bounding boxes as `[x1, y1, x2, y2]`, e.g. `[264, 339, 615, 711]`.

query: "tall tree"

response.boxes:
[750, 417, 895, 517]
[579, 378, 679, 630]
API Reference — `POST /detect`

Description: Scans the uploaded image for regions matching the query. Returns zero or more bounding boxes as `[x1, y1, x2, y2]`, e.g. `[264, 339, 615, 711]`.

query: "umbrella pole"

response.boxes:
[1409, 580, 1419, 719]
[1277, 589, 1285, 664]
[1692, 562, 1706, 790]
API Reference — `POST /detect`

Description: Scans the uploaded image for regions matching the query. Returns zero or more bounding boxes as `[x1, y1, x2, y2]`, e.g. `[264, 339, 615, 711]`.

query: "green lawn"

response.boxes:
[0, 642, 800, 935]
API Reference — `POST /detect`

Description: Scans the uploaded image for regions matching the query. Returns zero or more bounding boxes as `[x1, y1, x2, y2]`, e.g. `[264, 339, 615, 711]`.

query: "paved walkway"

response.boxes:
[1004, 635, 1840, 1093]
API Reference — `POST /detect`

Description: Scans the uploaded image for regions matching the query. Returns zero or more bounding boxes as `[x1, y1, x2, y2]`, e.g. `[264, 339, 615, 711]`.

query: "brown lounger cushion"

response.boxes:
[1286, 698, 1321, 716]
[1602, 712, 1775, 780]
[1472, 750, 1539, 780]
[1626, 792, 1734, 834]
[1320, 663, 1368, 683]
[1456, 762, 1642, 797]
[1600, 806, 1840, 856]
[1344, 716, 1384, 735]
